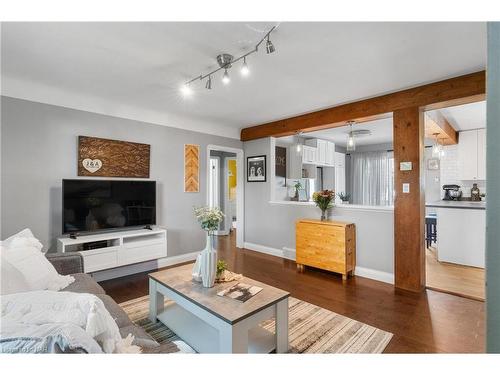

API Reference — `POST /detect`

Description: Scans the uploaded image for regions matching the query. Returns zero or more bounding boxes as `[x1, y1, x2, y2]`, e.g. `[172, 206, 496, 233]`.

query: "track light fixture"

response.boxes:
[180, 83, 192, 97]
[180, 25, 277, 97]
[205, 75, 212, 90]
[241, 56, 250, 76]
[265, 35, 275, 54]
[222, 69, 230, 85]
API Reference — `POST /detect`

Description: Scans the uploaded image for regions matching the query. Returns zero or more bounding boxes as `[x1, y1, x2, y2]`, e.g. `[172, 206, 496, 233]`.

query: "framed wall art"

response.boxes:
[247, 155, 266, 182]
[78, 136, 150, 178]
[184, 144, 200, 192]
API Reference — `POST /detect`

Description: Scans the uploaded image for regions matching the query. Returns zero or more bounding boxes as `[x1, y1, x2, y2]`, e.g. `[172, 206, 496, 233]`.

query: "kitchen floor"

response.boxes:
[426, 246, 485, 301]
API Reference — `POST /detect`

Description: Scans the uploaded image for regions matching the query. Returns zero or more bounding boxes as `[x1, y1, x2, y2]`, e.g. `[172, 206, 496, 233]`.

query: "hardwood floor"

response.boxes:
[100, 231, 485, 353]
[426, 246, 485, 301]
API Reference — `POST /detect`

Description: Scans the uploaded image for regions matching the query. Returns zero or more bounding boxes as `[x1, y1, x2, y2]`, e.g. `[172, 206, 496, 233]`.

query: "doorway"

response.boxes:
[423, 101, 486, 301]
[206, 145, 244, 249]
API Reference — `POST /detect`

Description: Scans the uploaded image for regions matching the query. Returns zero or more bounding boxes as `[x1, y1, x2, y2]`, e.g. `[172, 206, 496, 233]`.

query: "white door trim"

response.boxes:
[207, 145, 244, 248]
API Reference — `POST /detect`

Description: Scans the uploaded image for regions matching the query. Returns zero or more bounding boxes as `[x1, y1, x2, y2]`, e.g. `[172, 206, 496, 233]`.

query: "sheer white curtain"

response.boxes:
[350, 151, 394, 206]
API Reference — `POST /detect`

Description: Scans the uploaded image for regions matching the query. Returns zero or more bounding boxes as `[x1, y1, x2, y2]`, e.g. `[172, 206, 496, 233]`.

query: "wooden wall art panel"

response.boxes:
[78, 136, 150, 178]
[184, 144, 200, 193]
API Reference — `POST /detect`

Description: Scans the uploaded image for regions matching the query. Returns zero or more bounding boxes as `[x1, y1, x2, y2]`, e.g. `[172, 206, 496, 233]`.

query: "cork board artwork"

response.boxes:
[184, 144, 200, 192]
[78, 136, 150, 178]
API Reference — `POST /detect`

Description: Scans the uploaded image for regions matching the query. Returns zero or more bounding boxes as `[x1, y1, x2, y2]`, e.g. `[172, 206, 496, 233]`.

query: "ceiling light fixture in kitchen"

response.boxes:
[346, 122, 356, 152]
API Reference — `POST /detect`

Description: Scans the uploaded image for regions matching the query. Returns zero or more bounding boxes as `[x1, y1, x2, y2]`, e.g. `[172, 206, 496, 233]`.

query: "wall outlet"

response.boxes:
[402, 183, 410, 193]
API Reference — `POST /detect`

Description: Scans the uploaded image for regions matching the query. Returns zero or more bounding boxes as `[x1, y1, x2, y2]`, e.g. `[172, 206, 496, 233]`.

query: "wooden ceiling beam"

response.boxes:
[424, 112, 459, 145]
[240, 70, 485, 141]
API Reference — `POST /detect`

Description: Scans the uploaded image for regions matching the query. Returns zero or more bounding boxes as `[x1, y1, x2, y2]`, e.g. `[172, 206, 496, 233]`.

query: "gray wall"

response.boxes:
[0, 97, 241, 256]
[487, 22, 500, 353]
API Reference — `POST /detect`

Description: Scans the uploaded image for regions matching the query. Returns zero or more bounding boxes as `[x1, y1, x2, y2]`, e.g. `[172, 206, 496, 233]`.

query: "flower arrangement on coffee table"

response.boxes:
[192, 206, 224, 288]
[312, 190, 335, 221]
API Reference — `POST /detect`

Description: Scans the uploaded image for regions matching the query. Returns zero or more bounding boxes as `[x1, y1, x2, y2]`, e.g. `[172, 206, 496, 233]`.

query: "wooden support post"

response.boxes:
[393, 107, 426, 292]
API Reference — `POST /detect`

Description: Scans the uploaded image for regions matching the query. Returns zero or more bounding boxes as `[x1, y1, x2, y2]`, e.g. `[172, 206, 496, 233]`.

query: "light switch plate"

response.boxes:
[400, 162, 413, 171]
[402, 183, 410, 193]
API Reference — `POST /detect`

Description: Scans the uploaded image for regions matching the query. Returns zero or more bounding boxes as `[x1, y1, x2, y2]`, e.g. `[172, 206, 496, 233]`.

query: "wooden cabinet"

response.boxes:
[459, 129, 486, 180]
[296, 219, 356, 280]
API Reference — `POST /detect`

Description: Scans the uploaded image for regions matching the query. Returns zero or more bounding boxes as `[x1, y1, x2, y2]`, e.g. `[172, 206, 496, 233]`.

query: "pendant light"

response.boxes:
[266, 35, 276, 54]
[346, 121, 356, 152]
[432, 133, 442, 158]
[205, 75, 212, 90]
[295, 132, 303, 153]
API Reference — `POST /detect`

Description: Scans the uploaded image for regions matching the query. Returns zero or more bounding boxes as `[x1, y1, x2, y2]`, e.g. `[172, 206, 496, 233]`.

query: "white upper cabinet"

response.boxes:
[458, 129, 486, 181]
[302, 145, 317, 164]
[304, 139, 335, 166]
[477, 128, 486, 180]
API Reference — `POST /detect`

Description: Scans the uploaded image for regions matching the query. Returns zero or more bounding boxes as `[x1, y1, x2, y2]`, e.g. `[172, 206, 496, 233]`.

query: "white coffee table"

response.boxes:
[148, 264, 290, 353]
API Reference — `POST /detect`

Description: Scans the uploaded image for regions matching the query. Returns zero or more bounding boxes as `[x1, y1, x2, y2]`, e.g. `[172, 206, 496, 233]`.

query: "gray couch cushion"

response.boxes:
[96, 294, 133, 328]
[119, 325, 160, 350]
[61, 273, 105, 295]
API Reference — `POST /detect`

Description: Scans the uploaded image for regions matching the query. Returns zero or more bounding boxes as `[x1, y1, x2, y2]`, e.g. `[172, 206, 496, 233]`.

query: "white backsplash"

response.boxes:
[440, 144, 486, 198]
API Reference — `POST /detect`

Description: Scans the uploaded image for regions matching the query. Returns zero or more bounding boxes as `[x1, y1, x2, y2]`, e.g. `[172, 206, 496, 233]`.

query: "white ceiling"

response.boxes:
[307, 117, 393, 147]
[1, 22, 487, 139]
[431, 101, 486, 131]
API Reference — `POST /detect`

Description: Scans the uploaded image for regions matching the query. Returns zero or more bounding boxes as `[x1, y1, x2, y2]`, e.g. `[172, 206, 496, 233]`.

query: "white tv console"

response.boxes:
[57, 228, 167, 273]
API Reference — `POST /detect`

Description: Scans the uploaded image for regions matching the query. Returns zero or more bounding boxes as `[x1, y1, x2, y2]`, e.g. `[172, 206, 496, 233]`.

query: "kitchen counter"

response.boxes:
[426, 200, 485, 210]
[428, 201, 485, 268]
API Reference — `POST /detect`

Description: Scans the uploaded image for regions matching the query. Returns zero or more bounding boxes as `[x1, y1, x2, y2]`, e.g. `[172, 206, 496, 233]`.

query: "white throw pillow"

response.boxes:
[0, 253, 32, 295]
[1, 229, 74, 291]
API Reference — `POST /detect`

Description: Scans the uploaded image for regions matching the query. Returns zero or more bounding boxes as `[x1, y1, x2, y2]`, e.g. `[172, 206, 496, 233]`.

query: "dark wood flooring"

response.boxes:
[100, 231, 485, 353]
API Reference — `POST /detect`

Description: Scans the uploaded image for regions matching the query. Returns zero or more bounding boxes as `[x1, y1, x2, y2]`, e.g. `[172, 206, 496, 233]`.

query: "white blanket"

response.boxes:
[1, 290, 141, 353]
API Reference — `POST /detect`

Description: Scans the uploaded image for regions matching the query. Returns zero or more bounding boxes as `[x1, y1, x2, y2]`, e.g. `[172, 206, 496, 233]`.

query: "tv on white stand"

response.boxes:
[57, 227, 167, 273]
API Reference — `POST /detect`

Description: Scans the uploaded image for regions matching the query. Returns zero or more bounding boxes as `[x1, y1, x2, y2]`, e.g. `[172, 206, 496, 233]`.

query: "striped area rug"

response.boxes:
[120, 295, 392, 354]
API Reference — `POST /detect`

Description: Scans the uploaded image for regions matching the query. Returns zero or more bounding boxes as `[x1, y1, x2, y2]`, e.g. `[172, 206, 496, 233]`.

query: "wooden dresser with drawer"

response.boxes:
[296, 219, 356, 280]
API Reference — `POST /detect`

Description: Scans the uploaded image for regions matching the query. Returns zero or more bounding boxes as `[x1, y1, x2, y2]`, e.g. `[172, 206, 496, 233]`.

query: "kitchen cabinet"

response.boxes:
[334, 152, 346, 204]
[434, 206, 485, 268]
[477, 128, 486, 180]
[304, 139, 335, 166]
[459, 129, 486, 181]
[302, 145, 317, 164]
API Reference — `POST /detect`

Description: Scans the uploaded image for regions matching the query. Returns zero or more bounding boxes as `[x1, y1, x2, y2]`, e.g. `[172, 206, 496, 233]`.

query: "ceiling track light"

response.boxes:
[180, 25, 278, 97]
[265, 35, 275, 54]
[241, 56, 250, 76]
[222, 69, 230, 85]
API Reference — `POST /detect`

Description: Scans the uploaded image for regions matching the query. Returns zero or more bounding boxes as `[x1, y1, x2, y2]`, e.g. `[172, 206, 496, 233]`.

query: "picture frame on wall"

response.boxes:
[427, 158, 440, 170]
[247, 155, 266, 182]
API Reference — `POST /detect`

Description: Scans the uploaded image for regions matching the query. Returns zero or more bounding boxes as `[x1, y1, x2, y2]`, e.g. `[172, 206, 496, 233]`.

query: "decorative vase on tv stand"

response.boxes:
[192, 206, 225, 288]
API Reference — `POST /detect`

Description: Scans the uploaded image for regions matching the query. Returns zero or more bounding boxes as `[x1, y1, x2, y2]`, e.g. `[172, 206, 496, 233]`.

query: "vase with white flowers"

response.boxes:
[192, 206, 225, 288]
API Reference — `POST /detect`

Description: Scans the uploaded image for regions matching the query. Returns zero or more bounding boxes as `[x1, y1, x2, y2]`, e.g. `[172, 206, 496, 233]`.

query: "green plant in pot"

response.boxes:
[312, 190, 335, 221]
[337, 192, 351, 204]
[292, 181, 302, 201]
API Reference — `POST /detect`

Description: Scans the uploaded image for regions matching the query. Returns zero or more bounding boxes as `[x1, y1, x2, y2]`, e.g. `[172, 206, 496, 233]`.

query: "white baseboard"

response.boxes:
[243, 242, 284, 258]
[91, 251, 198, 282]
[354, 267, 395, 284]
[244, 243, 394, 285]
[282, 247, 297, 260]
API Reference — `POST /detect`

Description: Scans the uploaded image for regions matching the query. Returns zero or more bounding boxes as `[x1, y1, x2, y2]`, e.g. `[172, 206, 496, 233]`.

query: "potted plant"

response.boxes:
[192, 206, 225, 288]
[337, 192, 351, 204]
[312, 190, 335, 221]
[291, 181, 302, 201]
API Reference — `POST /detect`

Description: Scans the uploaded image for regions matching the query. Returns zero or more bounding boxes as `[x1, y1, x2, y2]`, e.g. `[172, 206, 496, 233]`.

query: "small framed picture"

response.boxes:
[247, 155, 266, 182]
[427, 158, 440, 170]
